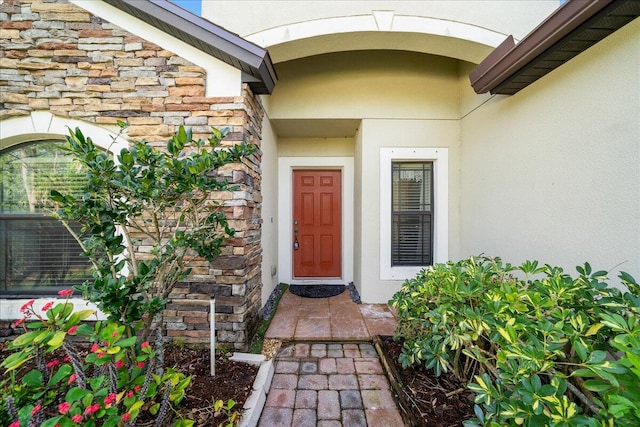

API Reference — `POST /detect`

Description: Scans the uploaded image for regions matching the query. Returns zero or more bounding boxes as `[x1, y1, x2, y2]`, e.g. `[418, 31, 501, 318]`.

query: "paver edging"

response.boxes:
[373, 335, 420, 427]
[230, 352, 274, 427]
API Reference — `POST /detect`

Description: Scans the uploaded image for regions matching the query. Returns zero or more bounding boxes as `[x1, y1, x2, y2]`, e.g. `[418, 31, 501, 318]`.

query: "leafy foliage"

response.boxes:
[390, 256, 640, 426]
[50, 124, 255, 339]
[1, 291, 192, 427]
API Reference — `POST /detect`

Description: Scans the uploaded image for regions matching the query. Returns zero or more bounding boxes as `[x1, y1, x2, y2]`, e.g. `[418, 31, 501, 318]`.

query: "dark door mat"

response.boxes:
[289, 284, 345, 298]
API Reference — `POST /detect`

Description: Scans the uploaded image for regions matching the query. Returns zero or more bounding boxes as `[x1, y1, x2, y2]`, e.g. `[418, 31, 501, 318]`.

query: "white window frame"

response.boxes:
[0, 112, 125, 320]
[380, 147, 448, 280]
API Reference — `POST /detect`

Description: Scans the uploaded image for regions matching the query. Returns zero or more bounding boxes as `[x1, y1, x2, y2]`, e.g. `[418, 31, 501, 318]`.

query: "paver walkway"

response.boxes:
[258, 342, 404, 427]
[259, 290, 403, 426]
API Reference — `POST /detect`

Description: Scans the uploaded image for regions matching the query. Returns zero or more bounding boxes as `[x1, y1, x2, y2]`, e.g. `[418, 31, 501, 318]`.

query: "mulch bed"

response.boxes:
[165, 346, 258, 425]
[0, 342, 258, 426]
[377, 335, 476, 427]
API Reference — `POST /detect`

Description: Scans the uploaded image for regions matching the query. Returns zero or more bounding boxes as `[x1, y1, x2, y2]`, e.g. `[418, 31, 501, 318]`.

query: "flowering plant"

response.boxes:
[1, 290, 192, 427]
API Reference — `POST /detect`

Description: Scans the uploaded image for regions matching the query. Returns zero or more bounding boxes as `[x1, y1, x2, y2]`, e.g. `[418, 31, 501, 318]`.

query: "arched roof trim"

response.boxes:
[246, 14, 509, 64]
[0, 112, 129, 155]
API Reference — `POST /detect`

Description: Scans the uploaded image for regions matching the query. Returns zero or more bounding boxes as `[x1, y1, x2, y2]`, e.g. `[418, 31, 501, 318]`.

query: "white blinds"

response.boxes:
[391, 162, 434, 266]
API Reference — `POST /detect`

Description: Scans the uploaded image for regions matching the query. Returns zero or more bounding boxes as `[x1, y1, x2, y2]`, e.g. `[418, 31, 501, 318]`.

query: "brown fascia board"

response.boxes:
[102, 0, 277, 94]
[469, 0, 614, 94]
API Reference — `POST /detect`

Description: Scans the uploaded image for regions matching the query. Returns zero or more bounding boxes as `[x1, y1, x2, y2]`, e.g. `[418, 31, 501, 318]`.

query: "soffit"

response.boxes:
[470, 0, 640, 95]
[271, 119, 361, 138]
[102, 0, 277, 94]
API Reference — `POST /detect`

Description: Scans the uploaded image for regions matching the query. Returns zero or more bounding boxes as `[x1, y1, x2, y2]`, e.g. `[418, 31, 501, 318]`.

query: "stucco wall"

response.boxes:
[460, 18, 640, 283]
[259, 111, 279, 306]
[264, 51, 463, 302]
[203, 0, 557, 41]
[358, 119, 461, 302]
[269, 50, 460, 120]
[202, 0, 559, 65]
[278, 137, 355, 157]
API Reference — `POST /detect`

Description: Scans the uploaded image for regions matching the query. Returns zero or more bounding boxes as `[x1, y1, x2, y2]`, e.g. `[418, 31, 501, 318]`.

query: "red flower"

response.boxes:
[8, 421, 20, 427]
[111, 331, 119, 337]
[141, 341, 150, 349]
[67, 325, 78, 335]
[104, 393, 116, 406]
[84, 403, 100, 415]
[20, 300, 35, 313]
[46, 360, 60, 368]
[31, 403, 42, 416]
[41, 301, 54, 312]
[121, 413, 131, 422]
[13, 318, 24, 328]
[58, 402, 71, 414]
[126, 390, 134, 398]
[115, 359, 124, 369]
[134, 385, 141, 392]
[137, 362, 145, 369]
[68, 373, 77, 385]
[55, 424, 61, 427]
[58, 289, 73, 297]
[64, 355, 70, 362]
[90, 343, 99, 353]
[72, 414, 82, 423]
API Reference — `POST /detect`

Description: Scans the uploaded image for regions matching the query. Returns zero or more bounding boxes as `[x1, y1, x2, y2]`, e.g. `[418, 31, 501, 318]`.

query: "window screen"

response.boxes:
[391, 162, 434, 266]
[0, 141, 92, 294]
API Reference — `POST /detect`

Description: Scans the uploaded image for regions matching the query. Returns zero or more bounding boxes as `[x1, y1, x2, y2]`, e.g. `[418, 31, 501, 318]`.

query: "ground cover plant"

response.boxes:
[390, 256, 640, 427]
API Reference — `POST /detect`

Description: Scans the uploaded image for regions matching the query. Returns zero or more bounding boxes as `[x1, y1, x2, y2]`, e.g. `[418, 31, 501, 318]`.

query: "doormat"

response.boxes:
[289, 284, 345, 299]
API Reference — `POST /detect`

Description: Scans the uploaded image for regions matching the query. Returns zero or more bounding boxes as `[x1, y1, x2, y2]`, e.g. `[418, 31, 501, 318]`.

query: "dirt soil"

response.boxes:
[379, 336, 476, 427]
[164, 346, 258, 426]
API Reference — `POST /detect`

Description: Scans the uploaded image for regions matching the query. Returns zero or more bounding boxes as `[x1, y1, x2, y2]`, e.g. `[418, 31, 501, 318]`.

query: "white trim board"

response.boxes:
[278, 157, 354, 285]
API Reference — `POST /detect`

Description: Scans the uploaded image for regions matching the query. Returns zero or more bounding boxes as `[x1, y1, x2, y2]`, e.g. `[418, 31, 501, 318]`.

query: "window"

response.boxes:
[391, 162, 433, 266]
[380, 147, 448, 281]
[0, 141, 91, 294]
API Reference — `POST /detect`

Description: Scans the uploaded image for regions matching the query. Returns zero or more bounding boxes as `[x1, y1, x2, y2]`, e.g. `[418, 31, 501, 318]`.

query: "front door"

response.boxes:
[293, 170, 342, 278]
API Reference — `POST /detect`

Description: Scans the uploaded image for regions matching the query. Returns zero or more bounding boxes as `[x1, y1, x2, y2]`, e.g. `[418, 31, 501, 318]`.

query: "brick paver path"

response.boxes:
[258, 343, 404, 427]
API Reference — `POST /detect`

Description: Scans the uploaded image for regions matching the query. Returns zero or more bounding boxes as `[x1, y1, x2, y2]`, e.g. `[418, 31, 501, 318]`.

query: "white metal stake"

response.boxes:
[210, 297, 215, 377]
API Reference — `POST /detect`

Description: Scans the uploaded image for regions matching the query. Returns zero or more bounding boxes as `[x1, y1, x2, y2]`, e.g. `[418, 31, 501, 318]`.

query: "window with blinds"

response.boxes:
[0, 141, 92, 294]
[391, 162, 434, 266]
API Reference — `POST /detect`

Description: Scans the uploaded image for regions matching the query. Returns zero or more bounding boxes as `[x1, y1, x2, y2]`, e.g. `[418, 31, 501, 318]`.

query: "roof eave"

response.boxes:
[102, 0, 277, 94]
[469, 0, 633, 95]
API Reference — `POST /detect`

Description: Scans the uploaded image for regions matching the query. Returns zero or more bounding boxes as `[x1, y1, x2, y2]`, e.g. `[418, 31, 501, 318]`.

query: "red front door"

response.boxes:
[293, 170, 342, 278]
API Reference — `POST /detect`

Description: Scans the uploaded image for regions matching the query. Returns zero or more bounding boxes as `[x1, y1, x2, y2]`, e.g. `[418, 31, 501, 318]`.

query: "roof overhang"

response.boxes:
[102, 0, 277, 94]
[470, 0, 640, 95]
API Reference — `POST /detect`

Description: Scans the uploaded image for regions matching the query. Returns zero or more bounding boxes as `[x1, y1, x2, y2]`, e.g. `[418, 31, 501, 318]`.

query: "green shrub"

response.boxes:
[390, 256, 640, 426]
[51, 124, 255, 340]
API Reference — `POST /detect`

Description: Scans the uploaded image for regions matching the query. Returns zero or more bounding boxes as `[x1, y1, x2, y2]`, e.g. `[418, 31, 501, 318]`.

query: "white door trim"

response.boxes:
[278, 157, 354, 285]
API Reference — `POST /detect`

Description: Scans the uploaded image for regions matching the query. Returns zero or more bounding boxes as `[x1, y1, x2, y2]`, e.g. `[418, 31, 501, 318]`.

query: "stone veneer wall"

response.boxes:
[0, 0, 264, 350]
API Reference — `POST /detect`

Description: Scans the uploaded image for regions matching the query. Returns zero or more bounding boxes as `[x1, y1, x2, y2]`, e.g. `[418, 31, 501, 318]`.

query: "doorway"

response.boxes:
[292, 170, 342, 278]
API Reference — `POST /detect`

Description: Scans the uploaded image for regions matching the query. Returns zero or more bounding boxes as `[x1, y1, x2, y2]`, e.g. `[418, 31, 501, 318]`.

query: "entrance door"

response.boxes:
[293, 170, 341, 278]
